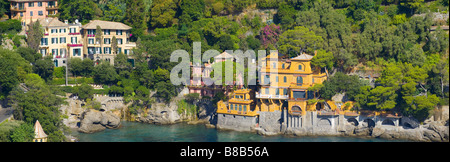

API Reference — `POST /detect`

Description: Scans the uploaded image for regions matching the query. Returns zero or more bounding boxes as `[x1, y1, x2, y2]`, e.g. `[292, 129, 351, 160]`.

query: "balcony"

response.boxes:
[46, 5, 58, 10]
[255, 93, 288, 99]
[11, 6, 26, 12]
[87, 34, 95, 37]
[69, 32, 81, 35]
[289, 82, 310, 89]
[67, 44, 83, 47]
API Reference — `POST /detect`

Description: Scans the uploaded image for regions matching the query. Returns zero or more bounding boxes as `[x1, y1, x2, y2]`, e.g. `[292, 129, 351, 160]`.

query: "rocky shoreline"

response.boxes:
[61, 93, 448, 142]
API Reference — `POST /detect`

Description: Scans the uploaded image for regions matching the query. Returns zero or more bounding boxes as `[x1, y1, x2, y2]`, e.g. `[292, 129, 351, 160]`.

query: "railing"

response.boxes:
[255, 93, 288, 99]
[67, 43, 83, 47]
[46, 5, 58, 10]
[69, 32, 80, 35]
[11, 6, 25, 11]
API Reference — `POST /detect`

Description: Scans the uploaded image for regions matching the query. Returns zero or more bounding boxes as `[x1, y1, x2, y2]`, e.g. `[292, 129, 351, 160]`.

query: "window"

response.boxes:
[239, 105, 242, 111]
[59, 28, 66, 33]
[20, 12, 23, 17]
[104, 47, 111, 54]
[284, 76, 287, 83]
[104, 38, 110, 44]
[264, 75, 270, 84]
[30, 11, 33, 16]
[104, 29, 110, 35]
[38, 11, 43, 16]
[293, 91, 306, 99]
[88, 38, 94, 44]
[73, 49, 81, 56]
[117, 48, 122, 54]
[88, 29, 95, 35]
[88, 47, 95, 54]
[272, 62, 276, 69]
[275, 89, 279, 95]
[116, 30, 122, 35]
[298, 65, 302, 70]
[297, 76, 303, 84]
[37, 2, 42, 7]
[244, 105, 247, 112]
[71, 37, 77, 44]
[282, 64, 285, 69]
[60, 48, 66, 56]
[95, 47, 101, 54]
[234, 104, 237, 110]
[51, 38, 58, 44]
[40, 38, 48, 45]
[307, 91, 315, 99]
[276, 76, 278, 82]
[70, 28, 76, 33]
[283, 89, 288, 95]
[28, 2, 34, 7]
[265, 88, 269, 94]
[117, 39, 123, 44]
[60, 37, 66, 43]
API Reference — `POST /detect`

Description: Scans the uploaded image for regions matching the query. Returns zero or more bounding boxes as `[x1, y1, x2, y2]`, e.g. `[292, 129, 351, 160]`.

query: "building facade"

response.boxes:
[81, 20, 136, 65]
[37, 18, 83, 67]
[216, 51, 328, 130]
[9, 0, 58, 27]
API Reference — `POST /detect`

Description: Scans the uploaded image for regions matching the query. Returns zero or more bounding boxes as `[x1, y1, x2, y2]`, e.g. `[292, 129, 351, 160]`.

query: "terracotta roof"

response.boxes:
[214, 51, 234, 59]
[34, 120, 48, 139]
[82, 20, 132, 30]
[291, 53, 314, 60]
[37, 18, 68, 28]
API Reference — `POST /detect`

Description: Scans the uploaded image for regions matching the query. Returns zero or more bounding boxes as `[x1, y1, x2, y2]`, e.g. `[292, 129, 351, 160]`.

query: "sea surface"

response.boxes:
[71, 121, 408, 142]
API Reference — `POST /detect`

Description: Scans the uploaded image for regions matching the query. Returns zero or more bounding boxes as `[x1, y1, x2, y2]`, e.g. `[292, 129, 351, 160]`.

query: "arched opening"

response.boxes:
[318, 118, 332, 127]
[291, 106, 302, 115]
[316, 102, 323, 111]
[403, 122, 414, 129]
[347, 118, 359, 126]
[363, 119, 375, 128]
[382, 119, 395, 126]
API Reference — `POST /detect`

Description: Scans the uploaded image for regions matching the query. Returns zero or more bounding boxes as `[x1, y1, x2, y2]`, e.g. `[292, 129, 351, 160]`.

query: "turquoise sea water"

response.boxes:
[71, 121, 408, 142]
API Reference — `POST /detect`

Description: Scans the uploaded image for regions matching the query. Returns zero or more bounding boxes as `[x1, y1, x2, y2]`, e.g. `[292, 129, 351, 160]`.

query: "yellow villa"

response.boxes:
[216, 51, 327, 131]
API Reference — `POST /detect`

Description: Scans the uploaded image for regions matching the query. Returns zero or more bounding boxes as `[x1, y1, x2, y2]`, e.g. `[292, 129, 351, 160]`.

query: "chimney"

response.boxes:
[64, 20, 68, 24]
[75, 19, 79, 24]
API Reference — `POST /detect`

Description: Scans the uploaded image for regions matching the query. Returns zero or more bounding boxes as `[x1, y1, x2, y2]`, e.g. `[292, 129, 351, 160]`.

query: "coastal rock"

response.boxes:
[423, 129, 442, 142]
[371, 127, 385, 137]
[78, 110, 121, 133]
[139, 97, 182, 124]
[354, 127, 371, 136]
[427, 122, 449, 141]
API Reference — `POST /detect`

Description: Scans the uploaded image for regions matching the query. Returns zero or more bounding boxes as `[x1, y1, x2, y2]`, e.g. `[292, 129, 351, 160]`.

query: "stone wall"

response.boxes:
[217, 114, 257, 132]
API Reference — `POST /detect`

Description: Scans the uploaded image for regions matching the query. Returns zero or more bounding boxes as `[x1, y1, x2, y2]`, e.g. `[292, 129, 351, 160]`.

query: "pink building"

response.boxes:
[9, 0, 58, 27]
[187, 52, 243, 98]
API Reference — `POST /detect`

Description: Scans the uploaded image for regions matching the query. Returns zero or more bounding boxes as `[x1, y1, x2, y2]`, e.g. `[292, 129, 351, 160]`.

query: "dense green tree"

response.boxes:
[10, 123, 34, 142]
[310, 49, 333, 77]
[93, 61, 119, 85]
[103, 1, 125, 22]
[397, 43, 425, 67]
[74, 83, 94, 101]
[16, 47, 41, 65]
[114, 53, 133, 79]
[0, 50, 19, 99]
[58, 0, 102, 23]
[27, 20, 43, 51]
[8, 74, 65, 142]
[319, 72, 365, 100]
[124, 0, 147, 40]
[423, 28, 449, 54]
[33, 56, 54, 82]
[149, 0, 177, 28]
[278, 26, 323, 58]
[180, 0, 205, 24]
[276, 2, 297, 30]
